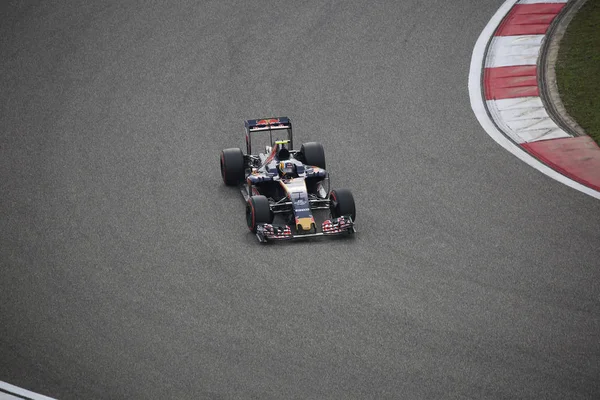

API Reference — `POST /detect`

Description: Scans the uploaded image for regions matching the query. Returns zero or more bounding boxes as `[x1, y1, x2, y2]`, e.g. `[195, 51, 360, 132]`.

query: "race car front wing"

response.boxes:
[255, 216, 355, 243]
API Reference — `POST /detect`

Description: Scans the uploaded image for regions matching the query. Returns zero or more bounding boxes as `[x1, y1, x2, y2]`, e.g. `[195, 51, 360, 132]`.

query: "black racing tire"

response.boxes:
[300, 142, 326, 170]
[246, 195, 273, 233]
[330, 189, 356, 221]
[220, 148, 245, 186]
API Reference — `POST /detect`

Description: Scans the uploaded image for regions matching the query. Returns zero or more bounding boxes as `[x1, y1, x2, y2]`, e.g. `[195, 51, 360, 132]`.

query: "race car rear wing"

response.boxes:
[244, 117, 293, 155]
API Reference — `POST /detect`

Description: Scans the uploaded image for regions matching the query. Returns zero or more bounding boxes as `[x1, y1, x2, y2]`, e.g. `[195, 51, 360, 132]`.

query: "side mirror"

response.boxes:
[317, 175, 330, 199]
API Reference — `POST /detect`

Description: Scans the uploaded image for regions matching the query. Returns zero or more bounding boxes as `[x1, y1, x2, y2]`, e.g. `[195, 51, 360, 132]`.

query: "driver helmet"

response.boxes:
[278, 161, 296, 178]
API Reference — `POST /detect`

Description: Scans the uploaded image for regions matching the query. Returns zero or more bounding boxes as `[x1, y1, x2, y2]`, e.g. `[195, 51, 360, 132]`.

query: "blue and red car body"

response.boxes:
[223, 117, 355, 243]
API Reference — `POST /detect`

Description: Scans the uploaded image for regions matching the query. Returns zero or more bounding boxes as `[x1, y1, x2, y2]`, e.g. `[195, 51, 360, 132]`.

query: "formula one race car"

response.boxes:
[220, 117, 356, 243]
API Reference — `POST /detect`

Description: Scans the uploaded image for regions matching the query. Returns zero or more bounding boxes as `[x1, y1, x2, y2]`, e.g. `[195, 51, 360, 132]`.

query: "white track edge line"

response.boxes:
[0, 381, 56, 400]
[468, 0, 600, 200]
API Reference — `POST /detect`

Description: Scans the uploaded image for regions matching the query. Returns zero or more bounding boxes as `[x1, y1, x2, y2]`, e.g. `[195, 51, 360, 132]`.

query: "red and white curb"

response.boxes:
[0, 381, 55, 400]
[469, 0, 600, 199]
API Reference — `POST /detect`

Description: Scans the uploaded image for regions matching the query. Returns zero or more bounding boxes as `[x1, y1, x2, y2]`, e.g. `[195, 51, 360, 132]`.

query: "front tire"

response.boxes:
[330, 189, 356, 221]
[246, 195, 273, 233]
[220, 148, 245, 186]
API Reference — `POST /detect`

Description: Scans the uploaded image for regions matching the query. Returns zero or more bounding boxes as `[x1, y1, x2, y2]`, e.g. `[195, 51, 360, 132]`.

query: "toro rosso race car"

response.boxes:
[220, 117, 356, 243]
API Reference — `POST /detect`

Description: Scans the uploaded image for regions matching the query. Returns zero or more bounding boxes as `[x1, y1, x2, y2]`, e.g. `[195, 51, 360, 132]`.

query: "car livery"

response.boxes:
[220, 117, 356, 243]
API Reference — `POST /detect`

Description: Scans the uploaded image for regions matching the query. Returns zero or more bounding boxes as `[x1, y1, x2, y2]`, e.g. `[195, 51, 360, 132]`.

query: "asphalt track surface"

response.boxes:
[1, 1, 599, 399]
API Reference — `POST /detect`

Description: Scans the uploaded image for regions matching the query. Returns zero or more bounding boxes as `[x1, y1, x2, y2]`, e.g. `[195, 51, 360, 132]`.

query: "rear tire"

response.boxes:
[300, 142, 326, 169]
[330, 189, 356, 221]
[246, 195, 273, 233]
[220, 148, 245, 186]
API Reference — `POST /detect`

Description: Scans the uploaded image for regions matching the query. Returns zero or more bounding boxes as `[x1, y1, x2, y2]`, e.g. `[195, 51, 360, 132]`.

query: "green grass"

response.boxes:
[555, 0, 600, 146]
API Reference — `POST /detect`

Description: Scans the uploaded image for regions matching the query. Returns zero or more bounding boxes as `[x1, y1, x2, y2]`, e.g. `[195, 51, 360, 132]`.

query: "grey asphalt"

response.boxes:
[1, 1, 599, 399]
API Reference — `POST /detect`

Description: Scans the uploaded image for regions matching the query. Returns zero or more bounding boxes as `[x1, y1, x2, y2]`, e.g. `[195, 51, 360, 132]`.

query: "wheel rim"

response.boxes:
[246, 202, 254, 231]
[330, 191, 338, 217]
